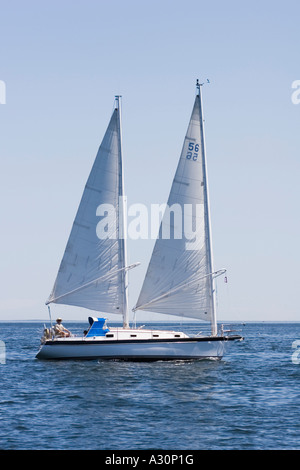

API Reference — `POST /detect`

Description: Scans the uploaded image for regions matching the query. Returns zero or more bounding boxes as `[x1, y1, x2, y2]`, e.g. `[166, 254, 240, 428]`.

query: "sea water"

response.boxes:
[0, 321, 299, 450]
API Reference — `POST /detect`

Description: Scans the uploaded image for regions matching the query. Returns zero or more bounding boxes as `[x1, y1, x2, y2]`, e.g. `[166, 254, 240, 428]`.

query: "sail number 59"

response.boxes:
[186, 142, 199, 161]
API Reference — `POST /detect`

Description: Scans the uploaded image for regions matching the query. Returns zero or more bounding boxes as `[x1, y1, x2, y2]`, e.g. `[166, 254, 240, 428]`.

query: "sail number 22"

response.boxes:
[186, 142, 199, 161]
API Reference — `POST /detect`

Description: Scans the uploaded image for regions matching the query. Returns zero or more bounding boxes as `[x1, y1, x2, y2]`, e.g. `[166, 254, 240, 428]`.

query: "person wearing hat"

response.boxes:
[54, 318, 71, 337]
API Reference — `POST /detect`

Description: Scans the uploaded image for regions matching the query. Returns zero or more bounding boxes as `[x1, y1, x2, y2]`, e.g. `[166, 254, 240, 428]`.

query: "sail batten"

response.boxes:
[47, 103, 127, 317]
[135, 86, 216, 325]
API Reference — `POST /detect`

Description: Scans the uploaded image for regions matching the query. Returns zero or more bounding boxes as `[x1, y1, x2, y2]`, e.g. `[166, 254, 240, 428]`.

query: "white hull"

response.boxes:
[36, 333, 241, 361]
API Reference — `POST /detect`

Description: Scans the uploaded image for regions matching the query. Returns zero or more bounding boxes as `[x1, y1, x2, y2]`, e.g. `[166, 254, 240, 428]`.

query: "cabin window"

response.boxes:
[174, 334, 180, 337]
[153, 334, 159, 337]
[130, 334, 137, 337]
[106, 334, 114, 338]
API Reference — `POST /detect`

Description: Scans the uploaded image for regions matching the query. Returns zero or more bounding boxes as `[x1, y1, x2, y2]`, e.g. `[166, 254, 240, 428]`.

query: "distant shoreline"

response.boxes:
[0, 319, 300, 324]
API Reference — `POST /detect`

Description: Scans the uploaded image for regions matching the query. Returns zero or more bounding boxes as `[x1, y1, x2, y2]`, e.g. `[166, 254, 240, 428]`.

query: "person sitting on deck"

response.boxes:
[54, 318, 71, 337]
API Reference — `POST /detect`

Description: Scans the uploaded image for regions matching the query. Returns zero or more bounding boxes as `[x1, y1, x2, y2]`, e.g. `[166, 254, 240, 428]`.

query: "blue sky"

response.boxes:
[0, 0, 299, 322]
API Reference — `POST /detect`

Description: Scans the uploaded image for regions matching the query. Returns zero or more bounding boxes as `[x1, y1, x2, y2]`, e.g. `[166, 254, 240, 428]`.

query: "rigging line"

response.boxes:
[133, 268, 226, 312]
[47, 305, 53, 329]
[46, 262, 140, 305]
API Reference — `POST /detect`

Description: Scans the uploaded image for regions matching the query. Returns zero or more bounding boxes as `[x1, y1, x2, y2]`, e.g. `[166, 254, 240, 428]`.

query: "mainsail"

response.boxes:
[47, 97, 129, 325]
[134, 82, 217, 334]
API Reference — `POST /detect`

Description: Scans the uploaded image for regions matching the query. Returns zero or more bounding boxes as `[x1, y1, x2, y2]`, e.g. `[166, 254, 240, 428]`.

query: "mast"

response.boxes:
[196, 80, 217, 336]
[115, 96, 129, 329]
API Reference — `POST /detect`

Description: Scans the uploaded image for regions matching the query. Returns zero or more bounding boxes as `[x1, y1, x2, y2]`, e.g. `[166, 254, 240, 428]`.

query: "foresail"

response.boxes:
[134, 91, 214, 321]
[47, 104, 127, 316]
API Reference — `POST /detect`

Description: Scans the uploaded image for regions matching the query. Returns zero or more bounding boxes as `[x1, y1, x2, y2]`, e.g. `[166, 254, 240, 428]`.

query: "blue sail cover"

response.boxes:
[86, 317, 109, 337]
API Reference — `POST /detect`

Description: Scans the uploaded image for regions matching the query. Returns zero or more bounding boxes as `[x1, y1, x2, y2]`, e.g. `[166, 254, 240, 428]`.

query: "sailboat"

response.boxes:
[36, 83, 243, 360]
